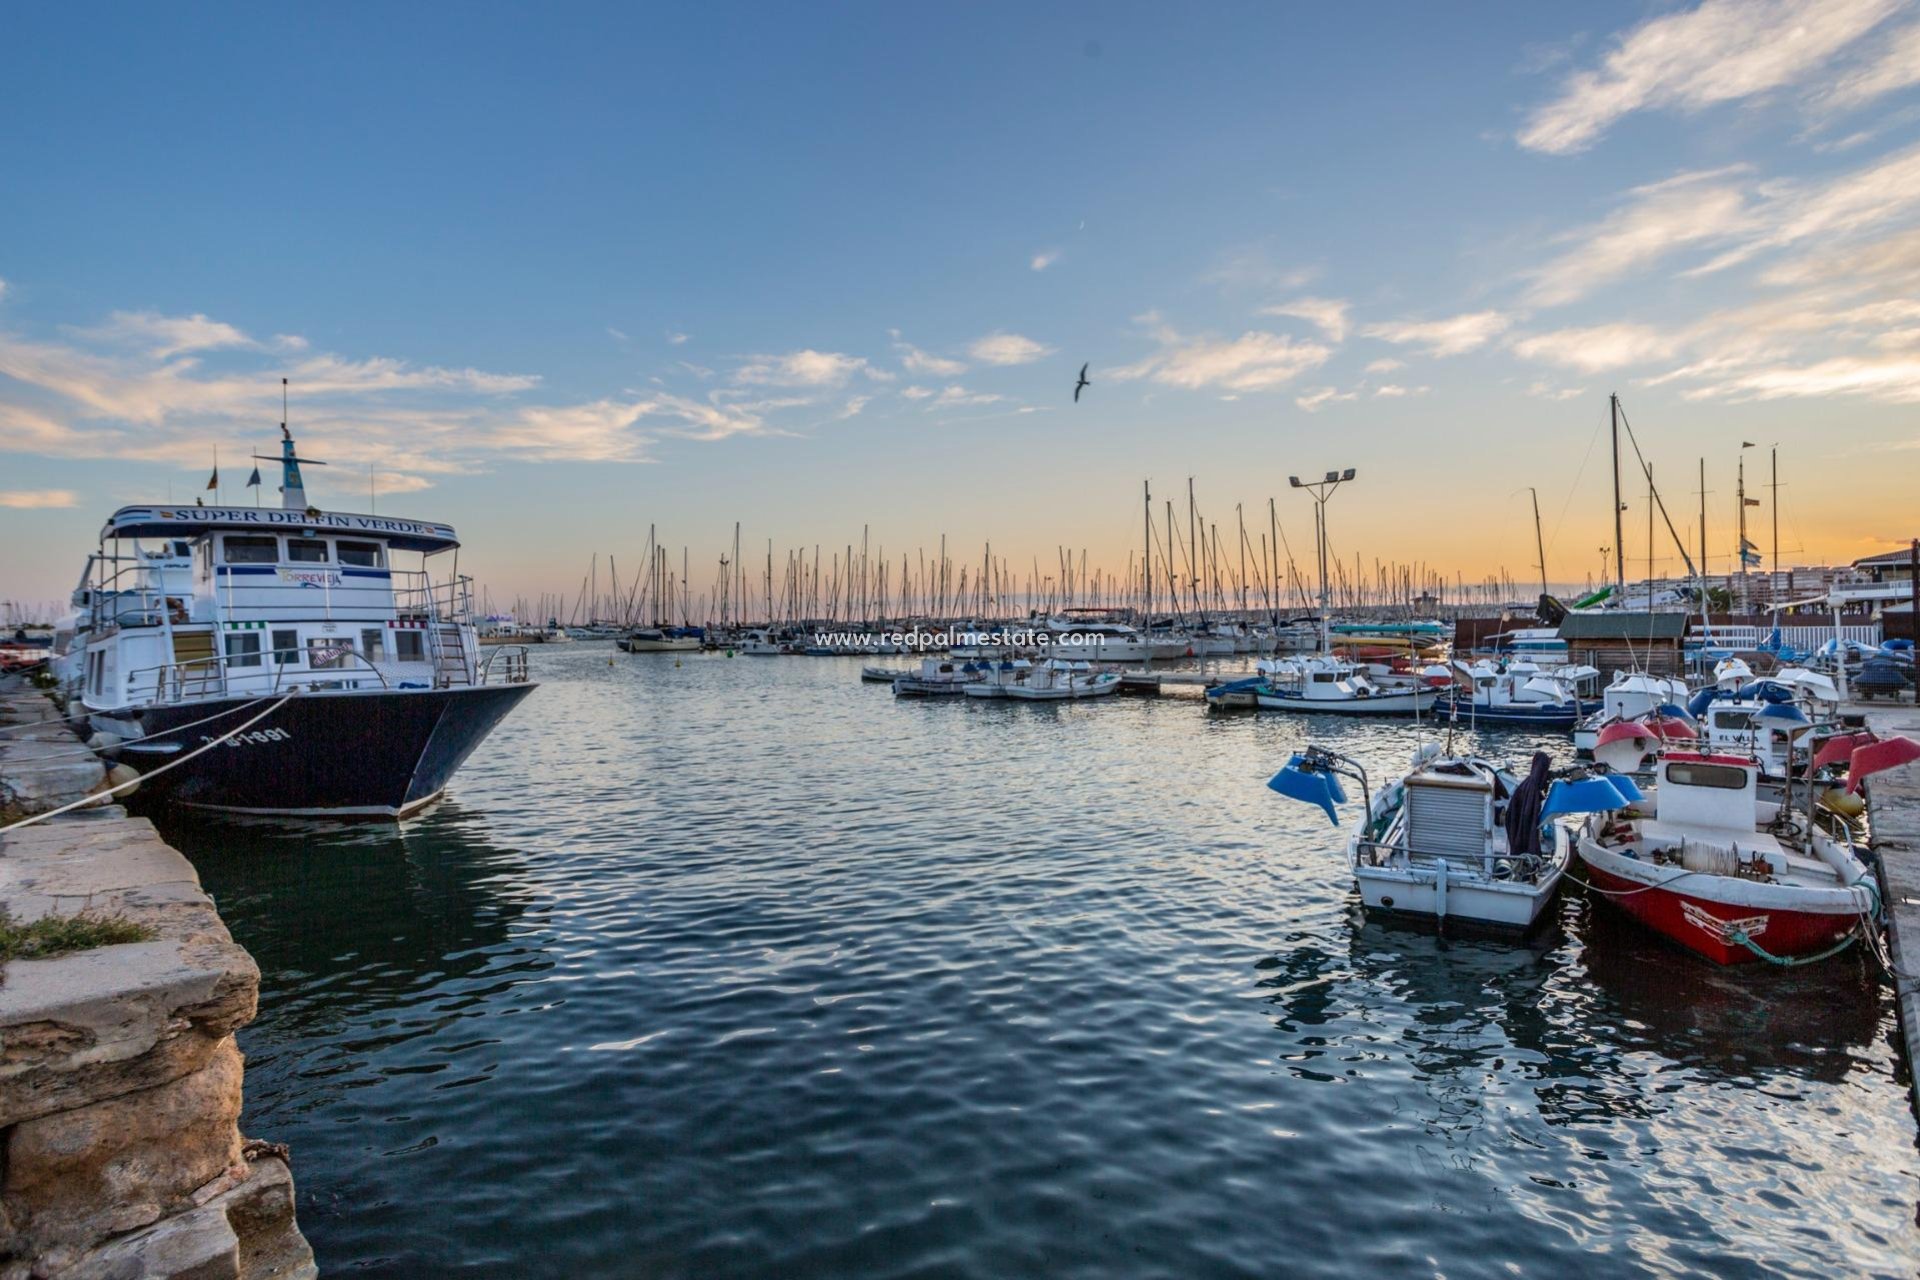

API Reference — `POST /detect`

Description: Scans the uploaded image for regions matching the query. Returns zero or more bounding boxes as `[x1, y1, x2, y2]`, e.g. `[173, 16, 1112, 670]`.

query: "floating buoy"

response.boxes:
[103, 762, 139, 799]
[674, 659, 682, 668]
[1819, 787, 1867, 819]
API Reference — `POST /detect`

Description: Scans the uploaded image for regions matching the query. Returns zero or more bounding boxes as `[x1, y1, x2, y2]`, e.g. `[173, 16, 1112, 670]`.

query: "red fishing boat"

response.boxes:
[1572, 751, 1882, 966]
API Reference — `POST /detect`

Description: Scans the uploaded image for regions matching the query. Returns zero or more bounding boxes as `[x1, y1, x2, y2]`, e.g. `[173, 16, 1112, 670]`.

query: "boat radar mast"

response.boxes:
[250, 377, 327, 512]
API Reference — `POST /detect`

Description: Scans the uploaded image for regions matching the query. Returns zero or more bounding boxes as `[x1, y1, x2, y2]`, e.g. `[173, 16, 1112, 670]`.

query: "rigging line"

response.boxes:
[1615, 402, 1700, 579]
[1544, 412, 1606, 558]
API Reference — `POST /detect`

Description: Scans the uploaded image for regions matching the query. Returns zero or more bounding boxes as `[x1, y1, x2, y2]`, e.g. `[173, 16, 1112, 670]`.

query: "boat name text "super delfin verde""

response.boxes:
[148, 509, 449, 536]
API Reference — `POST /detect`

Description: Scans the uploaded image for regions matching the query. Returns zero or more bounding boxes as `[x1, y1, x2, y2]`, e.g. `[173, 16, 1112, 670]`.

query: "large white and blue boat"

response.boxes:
[73, 428, 535, 817]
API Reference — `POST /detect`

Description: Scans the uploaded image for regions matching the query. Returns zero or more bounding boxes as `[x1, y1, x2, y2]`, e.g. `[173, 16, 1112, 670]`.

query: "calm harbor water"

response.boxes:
[155, 645, 1920, 1278]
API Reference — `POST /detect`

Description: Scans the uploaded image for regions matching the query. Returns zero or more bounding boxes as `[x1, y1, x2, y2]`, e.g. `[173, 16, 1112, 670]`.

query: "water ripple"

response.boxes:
[160, 646, 1920, 1279]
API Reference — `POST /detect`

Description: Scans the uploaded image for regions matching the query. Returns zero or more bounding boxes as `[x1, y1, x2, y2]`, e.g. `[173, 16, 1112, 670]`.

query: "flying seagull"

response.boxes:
[1073, 363, 1091, 403]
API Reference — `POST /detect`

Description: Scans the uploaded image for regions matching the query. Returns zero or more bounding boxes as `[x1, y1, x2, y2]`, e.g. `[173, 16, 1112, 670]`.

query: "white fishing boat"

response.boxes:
[740, 629, 787, 655]
[1268, 744, 1575, 932]
[622, 627, 699, 652]
[1232, 655, 1438, 716]
[892, 657, 977, 697]
[961, 657, 1034, 698]
[1430, 660, 1583, 729]
[1572, 671, 1691, 753]
[1002, 658, 1121, 700]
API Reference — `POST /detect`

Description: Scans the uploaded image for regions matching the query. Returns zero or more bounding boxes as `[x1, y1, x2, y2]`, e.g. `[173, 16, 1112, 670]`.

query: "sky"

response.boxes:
[3, 0, 1920, 616]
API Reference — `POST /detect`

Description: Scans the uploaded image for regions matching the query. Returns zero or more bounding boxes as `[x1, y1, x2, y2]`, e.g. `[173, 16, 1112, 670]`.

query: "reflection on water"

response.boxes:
[156, 646, 1920, 1279]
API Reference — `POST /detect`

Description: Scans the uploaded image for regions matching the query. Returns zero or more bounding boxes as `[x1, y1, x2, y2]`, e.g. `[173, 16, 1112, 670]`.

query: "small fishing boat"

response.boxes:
[1429, 660, 1584, 729]
[1573, 671, 1691, 754]
[961, 658, 1034, 698]
[1043, 611, 1153, 662]
[621, 627, 699, 652]
[1002, 658, 1121, 700]
[892, 657, 977, 697]
[1221, 655, 1437, 716]
[1267, 744, 1577, 932]
[1572, 750, 1891, 966]
[861, 665, 911, 684]
[537, 619, 574, 643]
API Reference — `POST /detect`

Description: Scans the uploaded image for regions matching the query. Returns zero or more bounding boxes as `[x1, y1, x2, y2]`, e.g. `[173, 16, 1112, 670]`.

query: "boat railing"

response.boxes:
[1356, 837, 1545, 876]
[392, 571, 476, 624]
[477, 645, 532, 685]
[128, 645, 396, 705]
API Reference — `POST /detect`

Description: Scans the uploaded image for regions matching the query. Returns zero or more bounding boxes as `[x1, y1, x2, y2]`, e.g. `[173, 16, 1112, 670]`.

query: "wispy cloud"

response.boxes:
[968, 331, 1054, 366]
[606, 327, 630, 344]
[0, 488, 77, 509]
[1526, 167, 1756, 305]
[1816, 19, 1920, 110]
[1516, 0, 1900, 155]
[1362, 310, 1512, 356]
[667, 331, 689, 345]
[891, 334, 967, 376]
[65, 310, 279, 360]
[926, 385, 1005, 410]
[1363, 357, 1404, 374]
[1295, 386, 1357, 412]
[1257, 296, 1350, 342]
[1690, 136, 1920, 274]
[1031, 249, 1060, 271]
[1510, 323, 1674, 372]
[1112, 317, 1332, 391]
[732, 349, 872, 387]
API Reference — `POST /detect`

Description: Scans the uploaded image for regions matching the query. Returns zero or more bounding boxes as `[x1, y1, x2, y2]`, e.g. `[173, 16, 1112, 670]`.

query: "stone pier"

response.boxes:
[0, 683, 313, 1279]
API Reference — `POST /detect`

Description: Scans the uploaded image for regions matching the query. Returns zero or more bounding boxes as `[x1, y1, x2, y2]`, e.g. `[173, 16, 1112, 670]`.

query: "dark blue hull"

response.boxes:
[1429, 695, 1580, 729]
[106, 683, 535, 817]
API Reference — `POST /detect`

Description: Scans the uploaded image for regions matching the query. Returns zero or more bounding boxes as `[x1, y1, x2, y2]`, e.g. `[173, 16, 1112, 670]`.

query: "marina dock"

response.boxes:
[1864, 698, 1920, 1120]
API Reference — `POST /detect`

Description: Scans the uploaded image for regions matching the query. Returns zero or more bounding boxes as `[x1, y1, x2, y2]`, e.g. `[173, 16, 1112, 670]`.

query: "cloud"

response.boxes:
[899, 385, 934, 401]
[1690, 137, 1920, 274]
[667, 331, 689, 345]
[606, 327, 630, 344]
[0, 488, 77, 509]
[968, 331, 1054, 365]
[67, 310, 259, 359]
[926, 385, 1005, 410]
[1527, 381, 1589, 401]
[1526, 167, 1757, 305]
[1816, 19, 1920, 110]
[1510, 323, 1675, 372]
[0, 277, 8, 301]
[733, 349, 871, 387]
[1362, 310, 1512, 356]
[1295, 387, 1358, 412]
[1031, 249, 1060, 271]
[1257, 296, 1350, 342]
[1372, 384, 1430, 398]
[1682, 353, 1920, 402]
[1363, 358, 1404, 374]
[1111, 320, 1333, 392]
[1204, 247, 1317, 292]
[890, 334, 968, 377]
[1516, 0, 1899, 154]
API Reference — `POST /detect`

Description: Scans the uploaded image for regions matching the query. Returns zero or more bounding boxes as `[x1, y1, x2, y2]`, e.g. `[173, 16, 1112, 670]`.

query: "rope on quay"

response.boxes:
[0, 695, 295, 835]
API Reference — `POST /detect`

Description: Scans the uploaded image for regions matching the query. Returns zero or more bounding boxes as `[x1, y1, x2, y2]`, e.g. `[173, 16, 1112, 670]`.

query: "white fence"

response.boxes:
[1689, 623, 1882, 652]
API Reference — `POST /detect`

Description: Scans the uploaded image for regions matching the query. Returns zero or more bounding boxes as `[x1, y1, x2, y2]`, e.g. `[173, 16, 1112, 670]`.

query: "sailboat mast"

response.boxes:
[1529, 487, 1547, 600]
[1142, 480, 1152, 627]
[1609, 393, 1625, 594]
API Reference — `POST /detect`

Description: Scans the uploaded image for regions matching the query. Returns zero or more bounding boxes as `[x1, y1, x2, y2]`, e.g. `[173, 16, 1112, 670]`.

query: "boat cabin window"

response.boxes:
[395, 631, 425, 661]
[337, 539, 383, 568]
[1713, 711, 1755, 730]
[223, 535, 278, 564]
[1312, 672, 1337, 683]
[1663, 761, 1748, 790]
[360, 629, 384, 661]
[271, 629, 299, 665]
[287, 538, 331, 564]
[307, 638, 354, 670]
[224, 632, 262, 668]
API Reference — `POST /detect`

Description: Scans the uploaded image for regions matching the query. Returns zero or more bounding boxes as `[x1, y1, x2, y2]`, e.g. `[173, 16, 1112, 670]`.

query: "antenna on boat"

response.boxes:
[252, 377, 327, 512]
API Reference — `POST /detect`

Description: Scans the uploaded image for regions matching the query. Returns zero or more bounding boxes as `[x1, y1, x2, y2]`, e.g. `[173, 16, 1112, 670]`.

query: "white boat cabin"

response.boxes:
[80, 505, 491, 712]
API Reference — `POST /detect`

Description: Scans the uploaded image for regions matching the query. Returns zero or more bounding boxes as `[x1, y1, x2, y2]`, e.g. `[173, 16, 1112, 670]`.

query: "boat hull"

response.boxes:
[100, 684, 536, 818]
[1356, 864, 1563, 932]
[1577, 843, 1863, 965]
[1253, 688, 1438, 716]
[1429, 696, 1580, 729]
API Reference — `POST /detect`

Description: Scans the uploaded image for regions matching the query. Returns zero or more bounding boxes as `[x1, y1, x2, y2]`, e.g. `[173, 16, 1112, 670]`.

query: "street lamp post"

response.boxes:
[1289, 468, 1356, 656]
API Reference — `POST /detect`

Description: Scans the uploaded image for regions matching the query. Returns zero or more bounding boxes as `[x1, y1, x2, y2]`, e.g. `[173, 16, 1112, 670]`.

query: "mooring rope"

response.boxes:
[0, 695, 294, 835]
